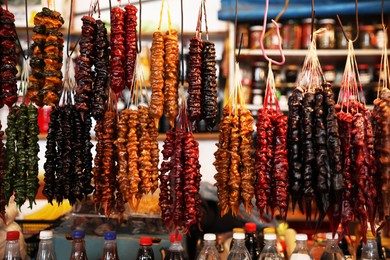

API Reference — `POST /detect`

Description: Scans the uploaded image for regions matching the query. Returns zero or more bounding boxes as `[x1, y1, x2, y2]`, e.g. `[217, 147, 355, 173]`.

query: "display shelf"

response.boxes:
[236, 48, 384, 64]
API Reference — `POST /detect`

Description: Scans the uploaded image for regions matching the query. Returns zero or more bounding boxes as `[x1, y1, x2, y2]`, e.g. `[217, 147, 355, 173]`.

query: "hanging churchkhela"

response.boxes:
[373, 25, 390, 232]
[0, 5, 18, 108]
[43, 58, 94, 205]
[255, 61, 288, 220]
[336, 40, 377, 242]
[214, 62, 255, 217]
[159, 88, 202, 233]
[149, 1, 179, 128]
[287, 29, 342, 230]
[29, 7, 64, 107]
[4, 59, 40, 209]
[114, 55, 160, 210]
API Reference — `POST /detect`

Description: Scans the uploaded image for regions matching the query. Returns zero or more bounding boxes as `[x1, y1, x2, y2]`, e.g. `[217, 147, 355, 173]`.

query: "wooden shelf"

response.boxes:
[236, 49, 384, 64]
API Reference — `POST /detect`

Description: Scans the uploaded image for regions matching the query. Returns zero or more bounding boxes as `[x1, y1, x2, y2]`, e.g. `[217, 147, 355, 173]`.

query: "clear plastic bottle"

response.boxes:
[290, 234, 313, 260]
[70, 230, 88, 260]
[320, 233, 345, 260]
[3, 231, 22, 260]
[102, 231, 119, 260]
[196, 233, 221, 260]
[227, 233, 251, 260]
[36, 230, 56, 260]
[164, 234, 188, 260]
[361, 231, 379, 260]
[259, 233, 283, 260]
[244, 222, 260, 260]
[229, 228, 245, 250]
[137, 237, 154, 260]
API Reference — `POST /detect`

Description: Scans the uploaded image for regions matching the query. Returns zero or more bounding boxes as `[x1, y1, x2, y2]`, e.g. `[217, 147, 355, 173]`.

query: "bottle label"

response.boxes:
[290, 253, 311, 260]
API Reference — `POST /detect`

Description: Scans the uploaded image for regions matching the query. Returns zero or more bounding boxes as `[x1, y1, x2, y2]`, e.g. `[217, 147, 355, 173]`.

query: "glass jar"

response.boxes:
[336, 25, 352, 49]
[302, 18, 317, 49]
[374, 63, 383, 82]
[282, 19, 302, 49]
[318, 19, 336, 49]
[237, 24, 250, 49]
[358, 64, 371, 85]
[252, 62, 267, 88]
[265, 22, 283, 49]
[359, 25, 376, 49]
[252, 89, 263, 106]
[241, 78, 252, 104]
[285, 65, 299, 83]
[322, 65, 336, 83]
[272, 65, 283, 86]
[375, 24, 385, 49]
[249, 25, 263, 49]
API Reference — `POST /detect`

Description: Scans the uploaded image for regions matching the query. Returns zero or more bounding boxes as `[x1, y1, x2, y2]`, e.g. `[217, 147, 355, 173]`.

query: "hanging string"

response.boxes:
[136, 0, 142, 53]
[311, 0, 315, 42]
[180, 0, 184, 86]
[202, 0, 209, 40]
[5, 0, 8, 10]
[15, 0, 30, 61]
[260, 0, 285, 66]
[66, 0, 80, 58]
[336, 0, 359, 43]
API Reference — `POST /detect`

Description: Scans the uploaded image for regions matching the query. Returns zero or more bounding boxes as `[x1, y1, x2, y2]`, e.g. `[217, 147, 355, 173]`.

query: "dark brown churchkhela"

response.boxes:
[43, 105, 94, 206]
[187, 36, 203, 127]
[124, 4, 138, 90]
[201, 41, 218, 131]
[287, 87, 304, 211]
[110, 7, 125, 94]
[0, 6, 18, 108]
[373, 88, 390, 229]
[91, 20, 109, 120]
[75, 16, 96, 112]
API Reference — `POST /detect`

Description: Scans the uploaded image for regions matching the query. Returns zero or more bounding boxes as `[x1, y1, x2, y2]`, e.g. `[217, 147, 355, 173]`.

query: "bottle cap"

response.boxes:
[263, 227, 276, 234]
[6, 231, 19, 241]
[249, 25, 264, 31]
[140, 237, 153, 246]
[72, 230, 85, 239]
[203, 233, 216, 241]
[326, 232, 338, 240]
[232, 228, 244, 234]
[104, 231, 117, 241]
[233, 232, 245, 240]
[295, 234, 308, 241]
[245, 222, 257, 233]
[319, 18, 336, 25]
[264, 233, 277, 240]
[170, 233, 182, 243]
[39, 230, 53, 240]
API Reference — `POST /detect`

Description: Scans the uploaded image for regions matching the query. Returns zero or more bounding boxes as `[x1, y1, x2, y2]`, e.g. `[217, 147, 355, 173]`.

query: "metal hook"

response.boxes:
[234, 0, 238, 61]
[260, 0, 285, 66]
[336, 0, 359, 43]
[381, 0, 387, 28]
[15, 0, 30, 60]
[311, 0, 315, 42]
[180, 0, 184, 86]
[136, 0, 142, 54]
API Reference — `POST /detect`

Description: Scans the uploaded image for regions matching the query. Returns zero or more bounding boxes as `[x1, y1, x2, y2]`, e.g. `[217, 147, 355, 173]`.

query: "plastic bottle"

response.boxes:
[102, 231, 119, 260]
[290, 234, 313, 260]
[137, 237, 154, 260]
[229, 228, 245, 250]
[320, 233, 345, 260]
[36, 230, 56, 260]
[70, 230, 88, 260]
[244, 222, 259, 260]
[196, 233, 221, 260]
[164, 233, 188, 260]
[3, 231, 22, 260]
[227, 233, 251, 260]
[360, 231, 379, 260]
[259, 233, 283, 260]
